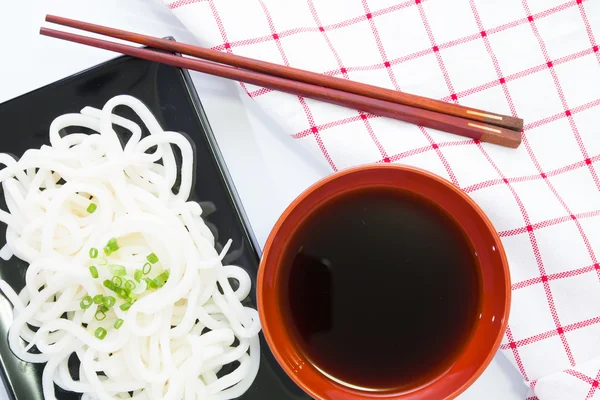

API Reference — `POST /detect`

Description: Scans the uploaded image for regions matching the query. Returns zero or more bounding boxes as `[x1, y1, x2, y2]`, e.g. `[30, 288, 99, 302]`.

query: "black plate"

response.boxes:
[0, 52, 310, 400]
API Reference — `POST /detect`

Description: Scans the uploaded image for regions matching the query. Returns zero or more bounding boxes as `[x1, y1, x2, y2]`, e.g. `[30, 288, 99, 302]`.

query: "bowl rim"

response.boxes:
[257, 163, 511, 400]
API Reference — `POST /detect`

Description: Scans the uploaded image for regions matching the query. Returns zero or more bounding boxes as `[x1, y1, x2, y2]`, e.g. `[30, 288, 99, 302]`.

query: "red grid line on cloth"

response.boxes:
[305, 0, 390, 162]
[501, 315, 600, 351]
[575, 0, 600, 65]
[479, 0, 583, 369]
[239, 0, 594, 101]
[530, 379, 539, 395]
[383, 139, 474, 163]
[524, 95, 600, 132]
[439, 46, 598, 104]
[203, 0, 420, 52]
[586, 370, 600, 400]
[254, 0, 337, 170]
[511, 261, 600, 291]
[359, 0, 458, 181]
[526, 397, 540, 400]
[466, 0, 576, 368]
[405, 1, 462, 186]
[238, 0, 585, 99]
[523, 0, 600, 193]
[240, 0, 587, 98]
[564, 369, 600, 400]
[463, 151, 600, 194]
[473, 1, 598, 289]
[415, 1, 457, 102]
[203, 0, 253, 98]
[474, 134, 578, 366]
[509, 2, 600, 367]
[501, 207, 600, 239]
[506, 325, 530, 380]
[361, 0, 401, 91]
[318, 0, 580, 78]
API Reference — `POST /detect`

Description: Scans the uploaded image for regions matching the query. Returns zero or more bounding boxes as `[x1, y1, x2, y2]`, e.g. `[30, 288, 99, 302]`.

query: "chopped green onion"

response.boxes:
[164, 270, 170, 279]
[117, 288, 129, 299]
[120, 302, 132, 311]
[114, 319, 124, 329]
[89, 248, 98, 258]
[154, 272, 169, 288]
[95, 327, 107, 340]
[111, 276, 123, 287]
[134, 269, 143, 283]
[103, 280, 116, 291]
[99, 305, 109, 313]
[124, 280, 136, 291]
[80, 296, 93, 309]
[86, 203, 97, 214]
[106, 237, 119, 252]
[95, 310, 107, 321]
[103, 296, 116, 308]
[142, 262, 152, 275]
[144, 277, 157, 289]
[146, 253, 159, 264]
[89, 266, 99, 279]
[93, 294, 104, 304]
[103, 246, 111, 256]
[109, 264, 127, 277]
[128, 292, 138, 302]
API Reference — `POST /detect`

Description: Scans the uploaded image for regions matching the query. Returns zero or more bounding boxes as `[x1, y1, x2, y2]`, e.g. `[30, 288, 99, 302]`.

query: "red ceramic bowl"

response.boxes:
[258, 164, 510, 400]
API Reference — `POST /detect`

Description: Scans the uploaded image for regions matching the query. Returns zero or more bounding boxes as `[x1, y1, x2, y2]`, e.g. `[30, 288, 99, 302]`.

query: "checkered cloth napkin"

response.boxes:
[162, 0, 600, 398]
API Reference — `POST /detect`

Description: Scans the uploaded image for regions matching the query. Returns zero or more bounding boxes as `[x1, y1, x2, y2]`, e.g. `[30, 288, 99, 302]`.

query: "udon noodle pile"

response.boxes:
[0, 95, 261, 400]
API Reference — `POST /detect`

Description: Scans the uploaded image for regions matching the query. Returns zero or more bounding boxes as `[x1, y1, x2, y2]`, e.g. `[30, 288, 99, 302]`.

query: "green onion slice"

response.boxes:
[109, 264, 127, 277]
[106, 237, 119, 252]
[93, 294, 104, 304]
[120, 302, 132, 311]
[95, 310, 107, 321]
[103, 279, 113, 289]
[103, 296, 116, 308]
[89, 266, 99, 279]
[134, 269, 143, 283]
[144, 277, 157, 289]
[111, 276, 123, 287]
[95, 327, 107, 340]
[89, 248, 98, 258]
[124, 280, 136, 291]
[114, 319, 124, 329]
[86, 203, 97, 214]
[146, 253, 159, 264]
[142, 262, 152, 275]
[80, 296, 93, 309]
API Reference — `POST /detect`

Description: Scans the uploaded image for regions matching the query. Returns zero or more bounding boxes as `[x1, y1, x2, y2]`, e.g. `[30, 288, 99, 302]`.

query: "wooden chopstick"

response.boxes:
[40, 23, 522, 148]
[46, 15, 523, 133]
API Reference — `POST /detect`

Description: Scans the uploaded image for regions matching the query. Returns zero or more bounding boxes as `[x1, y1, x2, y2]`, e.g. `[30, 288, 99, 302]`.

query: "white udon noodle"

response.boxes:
[0, 95, 261, 400]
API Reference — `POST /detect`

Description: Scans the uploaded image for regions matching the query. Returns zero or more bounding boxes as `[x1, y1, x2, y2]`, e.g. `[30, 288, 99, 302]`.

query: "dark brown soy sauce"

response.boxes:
[282, 187, 481, 392]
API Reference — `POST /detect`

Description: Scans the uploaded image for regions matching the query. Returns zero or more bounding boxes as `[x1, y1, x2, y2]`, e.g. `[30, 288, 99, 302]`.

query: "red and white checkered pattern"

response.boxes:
[163, 0, 600, 398]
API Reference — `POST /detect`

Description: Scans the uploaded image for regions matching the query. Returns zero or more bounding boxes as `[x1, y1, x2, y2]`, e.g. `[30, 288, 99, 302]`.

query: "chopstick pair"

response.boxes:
[41, 15, 523, 148]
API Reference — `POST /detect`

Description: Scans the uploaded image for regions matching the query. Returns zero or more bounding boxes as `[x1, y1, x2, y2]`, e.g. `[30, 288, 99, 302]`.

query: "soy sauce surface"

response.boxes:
[282, 187, 481, 391]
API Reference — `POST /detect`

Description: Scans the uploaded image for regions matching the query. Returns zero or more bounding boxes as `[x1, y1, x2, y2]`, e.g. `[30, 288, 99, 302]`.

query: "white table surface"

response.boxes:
[0, 1, 529, 399]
